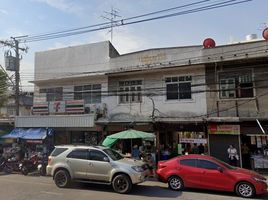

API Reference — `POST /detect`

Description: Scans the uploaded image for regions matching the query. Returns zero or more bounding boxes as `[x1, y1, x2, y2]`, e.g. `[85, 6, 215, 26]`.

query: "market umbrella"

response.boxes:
[102, 129, 155, 149]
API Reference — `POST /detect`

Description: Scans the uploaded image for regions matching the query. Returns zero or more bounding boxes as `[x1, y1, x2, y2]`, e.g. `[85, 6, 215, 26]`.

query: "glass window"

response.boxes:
[67, 149, 88, 160]
[74, 84, 101, 103]
[179, 82, 191, 99]
[180, 159, 197, 167]
[118, 80, 142, 104]
[166, 83, 178, 100]
[88, 150, 107, 161]
[45, 87, 63, 101]
[103, 148, 123, 161]
[197, 159, 219, 170]
[165, 76, 192, 100]
[219, 71, 253, 99]
[51, 148, 68, 157]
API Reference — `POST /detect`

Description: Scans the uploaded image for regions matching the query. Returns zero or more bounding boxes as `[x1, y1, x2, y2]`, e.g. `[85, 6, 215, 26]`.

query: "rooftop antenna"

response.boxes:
[101, 6, 121, 43]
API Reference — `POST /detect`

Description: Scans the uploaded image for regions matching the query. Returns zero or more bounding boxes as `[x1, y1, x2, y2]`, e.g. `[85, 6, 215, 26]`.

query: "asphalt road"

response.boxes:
[0, 173, 267, 200]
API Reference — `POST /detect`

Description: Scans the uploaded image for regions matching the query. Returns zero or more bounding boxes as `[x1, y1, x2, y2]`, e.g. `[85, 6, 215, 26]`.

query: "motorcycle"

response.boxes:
[19, 154, 39, 175]
[37, 153, 48, 176]
[0, 156, 12, 173]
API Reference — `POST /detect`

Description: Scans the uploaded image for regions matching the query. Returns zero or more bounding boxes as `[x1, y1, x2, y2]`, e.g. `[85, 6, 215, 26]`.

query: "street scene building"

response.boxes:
[13, 35, 268, 170]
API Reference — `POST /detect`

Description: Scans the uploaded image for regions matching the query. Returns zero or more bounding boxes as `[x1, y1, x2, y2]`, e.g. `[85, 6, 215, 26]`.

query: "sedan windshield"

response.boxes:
[103, 148, 124, 161]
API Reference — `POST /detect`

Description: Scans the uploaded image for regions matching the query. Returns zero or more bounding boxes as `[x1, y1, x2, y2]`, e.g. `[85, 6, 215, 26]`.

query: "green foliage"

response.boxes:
[0, 68, 8, 108]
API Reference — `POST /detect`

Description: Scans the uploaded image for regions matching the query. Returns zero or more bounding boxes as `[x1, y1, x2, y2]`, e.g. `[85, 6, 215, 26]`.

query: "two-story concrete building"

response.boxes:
[14, 37, 268, 168]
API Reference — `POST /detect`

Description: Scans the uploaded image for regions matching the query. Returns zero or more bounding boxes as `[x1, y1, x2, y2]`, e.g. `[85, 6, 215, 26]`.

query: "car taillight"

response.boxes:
[159, 165, 167, 169]
[157, 161, 167, 169]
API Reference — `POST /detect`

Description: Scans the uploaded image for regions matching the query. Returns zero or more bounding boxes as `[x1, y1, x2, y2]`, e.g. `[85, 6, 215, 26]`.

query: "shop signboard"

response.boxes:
[32, 102, 49, 114]
[208, 124, 240, 135]
[179, 138, 207, 144]
[49, 101, 65, 114]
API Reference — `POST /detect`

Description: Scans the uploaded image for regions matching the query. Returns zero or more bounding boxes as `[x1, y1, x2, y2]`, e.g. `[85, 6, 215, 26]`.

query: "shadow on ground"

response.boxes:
[183, 188, 268, 200]
[68, 182, 181, 198]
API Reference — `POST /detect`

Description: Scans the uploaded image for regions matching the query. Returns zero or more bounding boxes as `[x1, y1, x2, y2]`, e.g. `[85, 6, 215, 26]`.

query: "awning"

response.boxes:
[1, 128, 53, 140]
[102, 138, 118, 148]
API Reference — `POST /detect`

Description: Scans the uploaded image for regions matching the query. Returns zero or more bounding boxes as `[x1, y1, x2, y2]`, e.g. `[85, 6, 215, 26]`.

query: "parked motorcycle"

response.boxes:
[0, 156, 11, 173]
[37, 153, 48, 176]
[19, 154, 39, 175]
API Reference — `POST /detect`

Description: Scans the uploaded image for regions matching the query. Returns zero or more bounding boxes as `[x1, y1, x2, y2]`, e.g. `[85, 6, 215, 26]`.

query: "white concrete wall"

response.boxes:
[105, 65, 207, 120]
[34, 41, 112, 81]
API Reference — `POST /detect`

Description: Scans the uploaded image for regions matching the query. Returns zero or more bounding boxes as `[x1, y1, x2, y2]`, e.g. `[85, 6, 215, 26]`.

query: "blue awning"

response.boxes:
[1, 128, 53, 140]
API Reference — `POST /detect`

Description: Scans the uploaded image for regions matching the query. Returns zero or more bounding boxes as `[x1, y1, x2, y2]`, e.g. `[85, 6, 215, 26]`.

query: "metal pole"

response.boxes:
[14, 39, 20, 116]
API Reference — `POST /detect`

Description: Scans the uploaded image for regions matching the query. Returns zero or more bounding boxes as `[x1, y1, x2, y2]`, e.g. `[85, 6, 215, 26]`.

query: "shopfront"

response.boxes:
[240, 122, 268, 170]
[208, 124, 241, 167]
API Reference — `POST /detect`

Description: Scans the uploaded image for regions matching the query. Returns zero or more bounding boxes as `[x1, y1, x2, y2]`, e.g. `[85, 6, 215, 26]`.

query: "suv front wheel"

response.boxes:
[112, 174, 132, 194]
[54, 169, 71, 188]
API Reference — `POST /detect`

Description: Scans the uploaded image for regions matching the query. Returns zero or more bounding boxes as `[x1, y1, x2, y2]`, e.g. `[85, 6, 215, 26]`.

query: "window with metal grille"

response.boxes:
[118, 80, 142, 104]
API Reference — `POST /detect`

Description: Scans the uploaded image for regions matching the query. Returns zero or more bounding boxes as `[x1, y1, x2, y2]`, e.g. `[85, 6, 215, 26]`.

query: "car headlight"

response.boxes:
[252, 177, 266, 183]
[132, 166, 144, 172]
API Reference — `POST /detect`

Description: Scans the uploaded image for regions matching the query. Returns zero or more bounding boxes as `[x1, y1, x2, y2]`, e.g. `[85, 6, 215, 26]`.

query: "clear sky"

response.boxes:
[0, 0, 267, 91]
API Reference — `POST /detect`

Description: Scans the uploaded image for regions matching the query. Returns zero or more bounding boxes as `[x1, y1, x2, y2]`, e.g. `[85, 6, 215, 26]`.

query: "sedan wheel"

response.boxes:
[236, 182, 255, 198]
[112, 174, 132, 194]
[168, 176, 184, 190]
[54, 170, 70, 188]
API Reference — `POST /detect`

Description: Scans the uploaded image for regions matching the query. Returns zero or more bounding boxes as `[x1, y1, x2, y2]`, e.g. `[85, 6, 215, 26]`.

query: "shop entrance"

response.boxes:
[209, 134, 240, 166]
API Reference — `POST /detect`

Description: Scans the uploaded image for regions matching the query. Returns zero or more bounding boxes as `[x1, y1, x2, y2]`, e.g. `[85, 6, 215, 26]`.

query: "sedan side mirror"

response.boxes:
[103, 156, 110, 162]
[217, 167, 224, 173]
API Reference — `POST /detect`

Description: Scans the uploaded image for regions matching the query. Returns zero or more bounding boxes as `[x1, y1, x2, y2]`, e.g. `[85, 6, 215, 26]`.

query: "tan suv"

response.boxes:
[46, 145, 149, 193]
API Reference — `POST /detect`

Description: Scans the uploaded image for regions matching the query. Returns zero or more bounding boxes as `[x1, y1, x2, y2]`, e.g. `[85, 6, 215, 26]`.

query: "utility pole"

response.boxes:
[0, 38, 27, 116]
[101, 7, 121, 42]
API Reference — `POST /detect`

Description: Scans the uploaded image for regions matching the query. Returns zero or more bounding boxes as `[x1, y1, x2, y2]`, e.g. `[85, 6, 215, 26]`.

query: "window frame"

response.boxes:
[66, 148, 89, 160]
[118, 79, 143, 104]
[88, 149, 108, 162]
[219, 70, 254, 99]
[40, 87, 63, 102]
[179, 158, 197, 167]
[165, 75, 192, 101]
[74, 84, 102, 104]
[196, 159, 220, 170]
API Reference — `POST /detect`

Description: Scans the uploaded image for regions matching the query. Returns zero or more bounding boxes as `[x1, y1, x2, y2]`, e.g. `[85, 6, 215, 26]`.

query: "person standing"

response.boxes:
[241, 143, 250, 169]
[227, 145, 239, 166]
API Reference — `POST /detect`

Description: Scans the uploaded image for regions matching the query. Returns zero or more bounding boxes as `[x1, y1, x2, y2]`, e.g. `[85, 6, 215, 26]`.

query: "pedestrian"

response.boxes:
[132, 145, 140, 159]
[241, 143, 250, 169]
[227, 145, 239, 166]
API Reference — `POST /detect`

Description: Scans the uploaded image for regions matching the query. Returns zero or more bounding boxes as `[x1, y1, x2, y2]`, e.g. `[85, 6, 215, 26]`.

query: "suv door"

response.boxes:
[87, 149, 113, 182]
[66, 148, 89, 179]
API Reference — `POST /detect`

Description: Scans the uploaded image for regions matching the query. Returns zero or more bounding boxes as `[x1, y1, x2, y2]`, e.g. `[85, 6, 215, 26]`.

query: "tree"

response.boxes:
[0, 67, 9, 108]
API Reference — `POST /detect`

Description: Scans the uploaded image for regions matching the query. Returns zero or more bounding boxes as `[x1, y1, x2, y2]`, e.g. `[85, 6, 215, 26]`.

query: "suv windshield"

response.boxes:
[103, 148, 124, 161]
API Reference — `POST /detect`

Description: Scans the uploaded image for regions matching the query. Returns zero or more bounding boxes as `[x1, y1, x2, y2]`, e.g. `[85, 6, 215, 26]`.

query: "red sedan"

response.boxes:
[156, 154, 267, 198]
